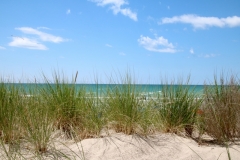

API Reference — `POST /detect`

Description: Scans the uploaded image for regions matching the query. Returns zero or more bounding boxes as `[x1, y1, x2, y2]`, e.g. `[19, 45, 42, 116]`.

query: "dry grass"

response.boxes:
[203, 75, 240, 143]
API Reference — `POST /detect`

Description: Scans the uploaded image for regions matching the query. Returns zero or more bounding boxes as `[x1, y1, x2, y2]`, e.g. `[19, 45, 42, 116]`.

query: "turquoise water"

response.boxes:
[9, 83, 205, 96]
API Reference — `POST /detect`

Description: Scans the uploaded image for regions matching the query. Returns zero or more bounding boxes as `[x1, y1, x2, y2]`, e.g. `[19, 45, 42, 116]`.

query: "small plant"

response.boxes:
[40, 71, 105, 139]
[105, 73, 152, 135]
[75, 88, 105, 139]
[203, 74, 240, 143]
[154, 77, 202, 136]
[21, 88, 54, 153]
[40, 71, 82, 138]
[0, 80, 24, 144]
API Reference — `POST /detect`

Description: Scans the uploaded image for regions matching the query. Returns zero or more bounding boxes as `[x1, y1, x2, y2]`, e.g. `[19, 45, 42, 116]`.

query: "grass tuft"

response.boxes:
[203, 74, 240, 143]
[0, 80, 24, 145]
[154, 77, 202, 136]
[104, 73, 153, 135]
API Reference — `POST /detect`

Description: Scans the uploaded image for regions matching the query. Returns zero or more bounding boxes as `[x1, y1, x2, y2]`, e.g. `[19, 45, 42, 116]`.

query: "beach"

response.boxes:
[2, 131, 240, 160]
[1, 74, 240, 159]
[72, 133, 240, 160]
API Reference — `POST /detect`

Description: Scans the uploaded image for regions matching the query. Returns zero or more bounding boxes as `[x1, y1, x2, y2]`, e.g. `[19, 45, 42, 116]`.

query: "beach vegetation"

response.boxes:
[21, 87, 54, 153]
[104, 74, 154, 135]
[0, 71, 239, 159]
[153, 77, 202, 136]
[40, 71, 105, 139]
[0, 80, 24, 145]
[202, 74, 240, 143]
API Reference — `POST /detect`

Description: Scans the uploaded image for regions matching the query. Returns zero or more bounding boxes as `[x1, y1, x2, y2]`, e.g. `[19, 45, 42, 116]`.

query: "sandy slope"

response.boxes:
[1, 132, 239, 159]
[63, 133, 240, 160]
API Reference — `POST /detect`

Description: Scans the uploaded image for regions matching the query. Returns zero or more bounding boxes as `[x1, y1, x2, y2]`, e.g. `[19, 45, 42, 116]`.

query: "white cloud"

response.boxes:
[138, 35, 177, 53]
[16, 27, 66, 43]
[0, 46, 6, 50]
[190, 48, 194, 54]
[105, 43, 113, 47]
[9, 27, 67, 50]
[119, 8, 137, 21]
[66, 9, 71, 14]
[9, 37, 47, 50]
[90, 0, 137, 21]
[161, 14, 240, 29]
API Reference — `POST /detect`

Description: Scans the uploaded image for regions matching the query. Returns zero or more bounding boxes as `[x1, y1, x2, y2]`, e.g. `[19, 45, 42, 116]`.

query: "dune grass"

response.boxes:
[40, 72, 81, 138]
[40, 72, 105, 139]
[203, 74, 240, 143]
[0, 71, 239, 159]
[153, 77, 202, 136]
[21, 89, 54, 153]
[0, 80, 25, 159]
[0, 80, 24, 145]
[104, 75, 153, 135]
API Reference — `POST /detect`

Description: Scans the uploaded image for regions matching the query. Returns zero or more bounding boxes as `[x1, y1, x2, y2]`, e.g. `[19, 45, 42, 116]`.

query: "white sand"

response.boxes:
[1, 132, 240, 159]
[61, 133, 240, 160]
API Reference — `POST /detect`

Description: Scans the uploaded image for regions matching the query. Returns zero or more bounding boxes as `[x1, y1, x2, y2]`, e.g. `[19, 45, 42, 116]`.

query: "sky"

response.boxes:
[0, 0, 240, 84]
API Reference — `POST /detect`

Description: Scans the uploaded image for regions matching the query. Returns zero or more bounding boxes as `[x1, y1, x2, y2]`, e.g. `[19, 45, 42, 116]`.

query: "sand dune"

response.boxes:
[1, 132, 239, 159]
[60, 133, 240, 160]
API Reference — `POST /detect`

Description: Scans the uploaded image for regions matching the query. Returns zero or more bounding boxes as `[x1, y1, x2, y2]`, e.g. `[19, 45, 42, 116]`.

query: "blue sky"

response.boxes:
[1, 0, 240, 84]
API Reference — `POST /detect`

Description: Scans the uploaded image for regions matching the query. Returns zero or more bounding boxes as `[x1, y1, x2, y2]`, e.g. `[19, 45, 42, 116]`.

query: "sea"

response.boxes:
[10, 83, 206, 98]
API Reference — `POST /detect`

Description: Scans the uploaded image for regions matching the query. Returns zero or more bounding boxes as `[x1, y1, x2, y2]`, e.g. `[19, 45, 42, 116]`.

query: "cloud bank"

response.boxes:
[138, 35, 176, 53]
[90, 0, 137, 21]
[161, 14, 240, 29]
[8, 27, 67, 50]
